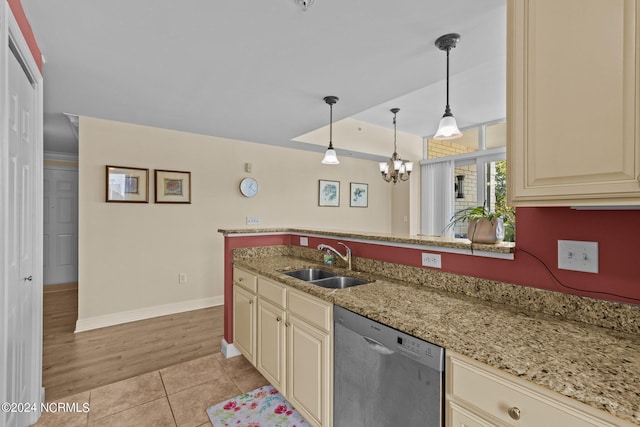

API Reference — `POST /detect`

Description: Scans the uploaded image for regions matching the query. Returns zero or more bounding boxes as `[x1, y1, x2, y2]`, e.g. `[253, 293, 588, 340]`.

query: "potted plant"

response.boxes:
[446, 205, 506, 244]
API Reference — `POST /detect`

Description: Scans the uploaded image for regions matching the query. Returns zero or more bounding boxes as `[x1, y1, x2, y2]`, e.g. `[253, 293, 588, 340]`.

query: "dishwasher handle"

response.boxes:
[362, 336, 395, 355]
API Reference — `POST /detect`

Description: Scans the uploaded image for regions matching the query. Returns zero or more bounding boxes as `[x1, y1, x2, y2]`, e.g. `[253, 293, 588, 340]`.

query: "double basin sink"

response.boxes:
[283, 268, 369, 289]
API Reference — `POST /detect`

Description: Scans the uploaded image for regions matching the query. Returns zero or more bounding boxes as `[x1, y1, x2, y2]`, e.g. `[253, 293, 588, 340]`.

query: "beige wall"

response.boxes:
[78, 117, 393, 324]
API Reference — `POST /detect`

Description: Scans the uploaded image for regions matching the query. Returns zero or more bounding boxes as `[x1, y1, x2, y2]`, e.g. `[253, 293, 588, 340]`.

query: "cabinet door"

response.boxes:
[508, 0, 640, 205]
[257, 298, 286, 394]
[287, 315, 331, 427]
[233, 285, 256, 365]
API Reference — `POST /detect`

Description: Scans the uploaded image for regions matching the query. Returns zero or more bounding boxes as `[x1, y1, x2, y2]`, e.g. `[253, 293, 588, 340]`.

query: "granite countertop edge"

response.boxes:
[218, 227, 515, 254]
[233, 255, 640, 425]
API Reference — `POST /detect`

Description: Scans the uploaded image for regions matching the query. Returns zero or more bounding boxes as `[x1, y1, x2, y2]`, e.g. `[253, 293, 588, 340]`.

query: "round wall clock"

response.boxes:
[239, 177, 259, 198]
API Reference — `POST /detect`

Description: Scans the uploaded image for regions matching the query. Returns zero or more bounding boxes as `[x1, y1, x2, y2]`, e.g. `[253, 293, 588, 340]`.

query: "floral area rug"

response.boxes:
[207, 385, 311, 427]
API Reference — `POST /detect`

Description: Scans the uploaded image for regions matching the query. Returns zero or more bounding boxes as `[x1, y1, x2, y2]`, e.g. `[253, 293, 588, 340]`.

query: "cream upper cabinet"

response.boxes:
[446, 351, 635, 427]
[232, 267, 257, 364]
[508, 0, 640, 206]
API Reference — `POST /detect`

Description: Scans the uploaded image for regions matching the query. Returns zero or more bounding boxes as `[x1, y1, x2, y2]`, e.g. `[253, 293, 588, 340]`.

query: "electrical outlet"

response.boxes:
[246, 216, 260, 225]
[422, 253, 442, 269]
[300, 237, 309, 247]
[558, 240, 598, 273]
[178, 273, 187, 284]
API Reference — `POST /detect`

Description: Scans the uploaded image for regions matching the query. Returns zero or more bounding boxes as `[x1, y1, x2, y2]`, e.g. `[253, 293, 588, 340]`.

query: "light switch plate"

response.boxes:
[422, 253, 442, 269]
[558, 240, 598, 273]
[300, 237, 308, 246]
[246, 216, 260, 225]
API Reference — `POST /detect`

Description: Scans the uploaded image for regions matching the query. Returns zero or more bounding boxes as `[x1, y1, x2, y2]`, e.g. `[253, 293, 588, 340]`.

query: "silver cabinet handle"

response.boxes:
[276, 316, 282, 322]
[238, 277, 244, 282]
[248, 300, 253, 305]
[23, 276, 32, 282]
[507, 407, 521, 420]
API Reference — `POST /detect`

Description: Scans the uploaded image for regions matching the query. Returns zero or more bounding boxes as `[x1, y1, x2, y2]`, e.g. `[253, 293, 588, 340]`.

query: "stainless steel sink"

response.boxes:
[284, 268, 337, 281]
[283, 268, 369, 289]
[311, 276, 369, 289]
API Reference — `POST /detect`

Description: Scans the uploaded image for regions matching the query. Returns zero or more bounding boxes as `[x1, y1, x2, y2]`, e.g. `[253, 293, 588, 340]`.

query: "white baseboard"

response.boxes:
[221, 339, 242, 358]
[75, 296, 223, 332]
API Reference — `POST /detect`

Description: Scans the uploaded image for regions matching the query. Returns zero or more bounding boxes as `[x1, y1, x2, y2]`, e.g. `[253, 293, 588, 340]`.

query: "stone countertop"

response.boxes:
[234, 255, 640, 425]
[218, 227, 515, 254]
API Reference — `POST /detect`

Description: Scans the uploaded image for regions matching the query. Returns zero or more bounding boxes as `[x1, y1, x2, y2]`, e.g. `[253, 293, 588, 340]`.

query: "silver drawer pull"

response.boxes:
[507, 407, 521, 420]
[23, 276, 32, 282]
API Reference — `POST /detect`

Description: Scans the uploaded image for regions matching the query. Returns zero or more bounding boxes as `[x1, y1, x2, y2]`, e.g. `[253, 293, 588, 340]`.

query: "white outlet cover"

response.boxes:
[558, 240, 598, 273]
[300, 237, 308, 246]
[246, 216, 260, 225]
[422, 252, 442, 269]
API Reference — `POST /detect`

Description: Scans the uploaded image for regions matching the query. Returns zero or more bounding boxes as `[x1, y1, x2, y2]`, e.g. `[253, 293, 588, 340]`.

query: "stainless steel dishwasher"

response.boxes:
[334, 306, 445, 427]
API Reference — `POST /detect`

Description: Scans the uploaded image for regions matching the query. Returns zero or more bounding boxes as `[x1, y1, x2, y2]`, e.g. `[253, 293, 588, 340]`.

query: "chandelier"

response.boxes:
[379, 108, 413, 184]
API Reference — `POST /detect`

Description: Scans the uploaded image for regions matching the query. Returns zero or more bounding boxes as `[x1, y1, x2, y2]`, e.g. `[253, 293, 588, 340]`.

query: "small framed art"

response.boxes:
[155, 169, 191, 204]
[350, 182, 368, 207]
[106, 165, 149, 203]
[318, 179, 340, 207]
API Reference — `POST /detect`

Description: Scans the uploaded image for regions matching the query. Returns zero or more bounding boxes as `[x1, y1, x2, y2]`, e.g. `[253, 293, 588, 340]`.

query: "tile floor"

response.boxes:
[33, 352, 269, 427]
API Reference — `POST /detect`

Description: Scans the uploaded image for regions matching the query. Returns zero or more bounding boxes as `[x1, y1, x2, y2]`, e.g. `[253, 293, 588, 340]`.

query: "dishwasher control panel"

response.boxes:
[397, 336, 434, 358]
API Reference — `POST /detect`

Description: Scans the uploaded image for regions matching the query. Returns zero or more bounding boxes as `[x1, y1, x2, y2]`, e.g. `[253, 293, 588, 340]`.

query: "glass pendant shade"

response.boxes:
[322, 147, 339, 165]
[379, 162, 389, 173]
[434, 114, 462, 140]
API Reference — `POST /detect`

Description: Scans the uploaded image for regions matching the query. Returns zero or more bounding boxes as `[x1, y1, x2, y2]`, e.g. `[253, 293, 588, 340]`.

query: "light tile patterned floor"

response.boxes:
[33, 353, 268, 427]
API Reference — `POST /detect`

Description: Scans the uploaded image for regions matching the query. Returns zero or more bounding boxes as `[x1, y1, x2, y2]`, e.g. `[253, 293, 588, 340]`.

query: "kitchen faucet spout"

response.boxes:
[317, 242, 352, 270]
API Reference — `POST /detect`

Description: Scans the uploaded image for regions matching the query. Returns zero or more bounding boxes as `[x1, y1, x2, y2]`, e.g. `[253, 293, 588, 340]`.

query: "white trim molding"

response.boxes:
[221, 339, 242, 358]
[74, 296, 223, 332]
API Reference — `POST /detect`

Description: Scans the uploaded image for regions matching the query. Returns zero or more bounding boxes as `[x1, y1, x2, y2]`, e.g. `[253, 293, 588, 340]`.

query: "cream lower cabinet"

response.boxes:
[508, 0, 640, 206]
[235, 273, 332, 427]
[286, 288, 332, 427]
[232, 267, 257, 365]
[446, 351, 634, 427]
[256, 278, 287, 395]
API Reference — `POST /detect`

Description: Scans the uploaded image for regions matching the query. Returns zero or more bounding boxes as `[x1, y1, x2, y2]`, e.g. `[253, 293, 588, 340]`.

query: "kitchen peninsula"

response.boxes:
[220, 228, 640, 426]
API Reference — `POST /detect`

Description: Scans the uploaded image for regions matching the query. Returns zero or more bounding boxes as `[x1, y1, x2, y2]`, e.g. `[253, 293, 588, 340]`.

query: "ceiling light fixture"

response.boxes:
[379, 108, 413, 184]
[321, 96, 340, 165]
[433, 33, 462, 140]
[296, 0, 315, 12]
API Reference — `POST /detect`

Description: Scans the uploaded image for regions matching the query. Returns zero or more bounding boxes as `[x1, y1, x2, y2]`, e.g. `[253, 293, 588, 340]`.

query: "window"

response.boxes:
[420, 121, 515, 241]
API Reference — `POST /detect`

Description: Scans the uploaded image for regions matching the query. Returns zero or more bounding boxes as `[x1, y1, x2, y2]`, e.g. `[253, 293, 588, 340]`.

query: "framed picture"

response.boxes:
[350, 182, 368, 207]
[318, 179, 340, 207]
[155, 169, 191, 204]
[106, 165, 149, 203]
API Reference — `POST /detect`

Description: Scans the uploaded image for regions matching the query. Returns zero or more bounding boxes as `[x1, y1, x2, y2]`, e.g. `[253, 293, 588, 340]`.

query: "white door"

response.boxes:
[44, 167, 78, 285]
[5, 44, 40, 426]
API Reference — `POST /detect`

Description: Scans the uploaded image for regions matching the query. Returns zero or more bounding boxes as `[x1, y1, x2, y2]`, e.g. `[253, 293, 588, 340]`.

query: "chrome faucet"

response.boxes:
[317, 242, 352, 270]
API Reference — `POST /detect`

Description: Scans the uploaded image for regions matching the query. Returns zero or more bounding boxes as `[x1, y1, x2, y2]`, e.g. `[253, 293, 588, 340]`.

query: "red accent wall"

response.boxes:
[223, 208, 640, 343]
[8, 0, 43, 72]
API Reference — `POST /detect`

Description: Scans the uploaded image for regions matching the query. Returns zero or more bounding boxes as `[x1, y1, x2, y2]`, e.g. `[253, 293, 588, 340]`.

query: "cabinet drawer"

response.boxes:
[448, 354, 618, 427]
[233, 266, 257, 292]
[287, 289, 332, 332]
[258, 277, 286, 308]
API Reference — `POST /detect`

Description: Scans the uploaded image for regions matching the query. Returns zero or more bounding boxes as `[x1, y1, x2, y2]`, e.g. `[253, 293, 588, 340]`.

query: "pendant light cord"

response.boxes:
[328, 103, 334, 149]
[393, 111, 397, 153]
[444, 48, 451, 116]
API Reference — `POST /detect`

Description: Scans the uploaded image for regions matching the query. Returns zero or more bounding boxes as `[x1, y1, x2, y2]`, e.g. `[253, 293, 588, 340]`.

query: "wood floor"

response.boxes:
[42, 284, 222, 401]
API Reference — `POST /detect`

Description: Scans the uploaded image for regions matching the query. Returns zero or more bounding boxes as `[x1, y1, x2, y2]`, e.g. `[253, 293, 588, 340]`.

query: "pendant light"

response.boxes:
[321, 96, 340, 165]
[433, 33, 462, 140]
[379, 108, 413, 184]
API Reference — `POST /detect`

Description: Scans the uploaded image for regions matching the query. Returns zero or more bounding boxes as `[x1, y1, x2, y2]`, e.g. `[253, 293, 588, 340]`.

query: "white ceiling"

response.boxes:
[21, 0, 506, 158]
